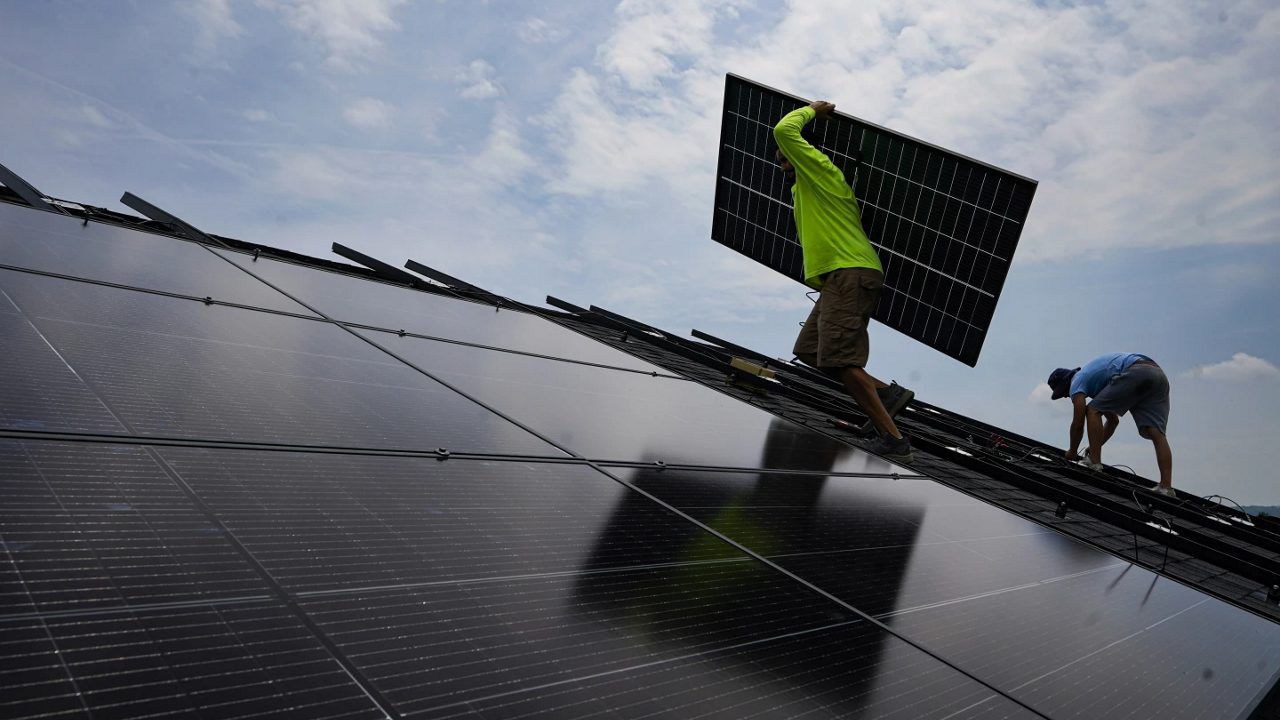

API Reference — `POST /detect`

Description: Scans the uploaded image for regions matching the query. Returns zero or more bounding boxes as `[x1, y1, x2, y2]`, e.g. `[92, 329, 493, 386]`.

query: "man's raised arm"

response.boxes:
[772, 100, 846, 192]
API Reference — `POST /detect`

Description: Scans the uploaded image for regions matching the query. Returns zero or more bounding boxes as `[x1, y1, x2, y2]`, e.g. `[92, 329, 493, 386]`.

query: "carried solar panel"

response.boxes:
[711, 74, 1037, 366]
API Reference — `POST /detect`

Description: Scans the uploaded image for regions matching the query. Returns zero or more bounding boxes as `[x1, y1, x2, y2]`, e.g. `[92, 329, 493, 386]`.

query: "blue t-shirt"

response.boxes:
[1069, 353, 1150, 398]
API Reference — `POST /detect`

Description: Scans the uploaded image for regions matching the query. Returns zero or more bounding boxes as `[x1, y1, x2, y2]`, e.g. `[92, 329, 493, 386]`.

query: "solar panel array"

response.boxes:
[712, 74, 1038, 366]
[2, 196, 1278, 720]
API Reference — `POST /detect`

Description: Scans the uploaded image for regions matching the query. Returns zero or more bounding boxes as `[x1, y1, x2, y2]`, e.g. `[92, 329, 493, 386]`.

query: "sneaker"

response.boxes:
[868, 432, 914, 463]
[828, 417, 878, 439]
[1149, 485, 1176, 498]
[876, 382, 915, 418]
[1076, 457, 1104, 472]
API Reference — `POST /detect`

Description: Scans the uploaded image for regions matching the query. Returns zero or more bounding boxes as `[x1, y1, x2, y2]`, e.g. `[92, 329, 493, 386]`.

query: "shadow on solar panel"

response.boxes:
[711, 74, 1038, 366]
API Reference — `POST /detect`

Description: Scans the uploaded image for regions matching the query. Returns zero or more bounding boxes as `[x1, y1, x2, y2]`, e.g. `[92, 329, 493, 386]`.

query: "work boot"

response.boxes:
[868, 432, 914, 464]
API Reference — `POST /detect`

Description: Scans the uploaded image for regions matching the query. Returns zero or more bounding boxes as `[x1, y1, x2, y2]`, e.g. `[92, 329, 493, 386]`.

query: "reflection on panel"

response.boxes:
[0, 312, 124, 434]
[0, 441, 270, 615]
[614, 465, 1280, 718]
[892, 564, 1280, 719]
[0, 601, 382, 720]
[617, 465, 1114, 612]
[217, 250, 665, 372]
[0, 201, 312, 315]
[0, 270, 559, 455]
[465, 626, 1036, 720]
[297, 564, 1030, 719]
[363, 329, 909, 473]
[157, 448, 741, 593]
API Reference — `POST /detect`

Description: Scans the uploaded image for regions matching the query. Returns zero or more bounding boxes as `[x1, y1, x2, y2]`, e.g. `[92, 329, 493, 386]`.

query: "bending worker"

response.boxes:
[1046, 353, 1174, 496]
[774, 100, 914, 463]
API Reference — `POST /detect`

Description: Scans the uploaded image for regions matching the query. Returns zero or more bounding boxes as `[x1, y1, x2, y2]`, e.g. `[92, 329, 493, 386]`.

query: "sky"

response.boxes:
[1, 0, 1277, 503]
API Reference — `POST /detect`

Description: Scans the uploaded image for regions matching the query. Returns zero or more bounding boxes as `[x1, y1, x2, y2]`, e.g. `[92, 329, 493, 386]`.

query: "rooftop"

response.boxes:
[2, 180, 1279, 719]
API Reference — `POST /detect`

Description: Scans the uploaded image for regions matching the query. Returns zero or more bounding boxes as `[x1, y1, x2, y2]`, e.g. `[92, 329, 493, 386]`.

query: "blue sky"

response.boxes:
[2, 0, 1277, 503]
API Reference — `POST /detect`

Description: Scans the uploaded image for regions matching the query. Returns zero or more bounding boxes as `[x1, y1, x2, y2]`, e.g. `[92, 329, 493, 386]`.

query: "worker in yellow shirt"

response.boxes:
[775, 100, 913, 463]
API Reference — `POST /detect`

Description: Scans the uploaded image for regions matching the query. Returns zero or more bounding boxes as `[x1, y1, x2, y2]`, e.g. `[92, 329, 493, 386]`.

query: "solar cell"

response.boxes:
[0, 601, 384, 720]
[0, 440, 270, 614]
[712, 74, 1037, 366]
[0, 270, 562, 455]
[0, 313, 125, 435]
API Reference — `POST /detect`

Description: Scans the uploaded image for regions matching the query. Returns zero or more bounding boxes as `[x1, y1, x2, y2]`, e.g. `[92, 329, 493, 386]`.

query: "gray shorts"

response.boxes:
[1089, 362, 1170, 435]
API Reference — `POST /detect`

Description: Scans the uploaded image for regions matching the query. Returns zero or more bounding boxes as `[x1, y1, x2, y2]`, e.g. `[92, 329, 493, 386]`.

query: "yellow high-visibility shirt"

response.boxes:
[773, 106, 882, 289]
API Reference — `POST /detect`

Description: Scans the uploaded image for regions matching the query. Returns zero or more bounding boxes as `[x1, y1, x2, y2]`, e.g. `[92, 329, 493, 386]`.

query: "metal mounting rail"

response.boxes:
[120, 192, 227, 248]
[0, 162, 66, 214]
[902, 400, 1280, 554]
[692, 328, 844, 390]
[332, 243, 428, 288]
[404, 259, 510, 308]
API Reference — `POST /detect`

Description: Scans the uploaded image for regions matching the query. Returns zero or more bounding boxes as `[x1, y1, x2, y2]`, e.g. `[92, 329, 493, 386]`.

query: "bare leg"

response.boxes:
[796, 354, 889, 389]
[1101, 412, 1120, 445]
[1141, 427, 1173, 488]
[1085, 406, 1105, 464]
[795, 354, 898, 435]
[839, 367, 901, 438]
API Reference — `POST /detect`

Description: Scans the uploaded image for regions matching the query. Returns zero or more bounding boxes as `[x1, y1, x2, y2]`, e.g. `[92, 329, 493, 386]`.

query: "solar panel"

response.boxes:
[382, 333, 909, 473]
[215, 249, 665, 373]
[711, 74, 1037, 366]
[0, 269, 561, 455]
[0, 201, 314, 315]
[4, 196, 1279, 720]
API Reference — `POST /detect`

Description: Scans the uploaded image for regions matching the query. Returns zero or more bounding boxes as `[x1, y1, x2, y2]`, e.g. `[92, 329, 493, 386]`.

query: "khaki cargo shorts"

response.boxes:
[1089, 361, 1170, 435]
[793, 267, 883, 368]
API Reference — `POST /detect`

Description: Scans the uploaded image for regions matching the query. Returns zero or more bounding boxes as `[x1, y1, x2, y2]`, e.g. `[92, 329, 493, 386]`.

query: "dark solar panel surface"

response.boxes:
[3, 199, 1278, 720]
[155, 448, 742, 592]
[221, 250, 665, 373]
[0, 269, 560, 455]
[378, 330, 908, 474]
[2, 602, 383, 720]
[0, 201, 314, 315]
[712, 74, 1037, 366]
[0, 440, 269, 614]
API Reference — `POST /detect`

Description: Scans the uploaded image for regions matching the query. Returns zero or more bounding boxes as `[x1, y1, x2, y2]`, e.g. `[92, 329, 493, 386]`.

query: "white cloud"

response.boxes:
[342, 97, 393, 129]
[1186, 353, 1280, 381]
[243, 108, 273, 122]
[80, 104, 112, 128]
[186, 0, 243, 50]
[541, 0, 1280, 264]
[455, 60, 501, 100]
[516, 17, 568, 44]
[263, 0, 405, 72]
[467, 108, 534, 186]
[599, 0, 746, 91]
[1028, 383, 1056, 405]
